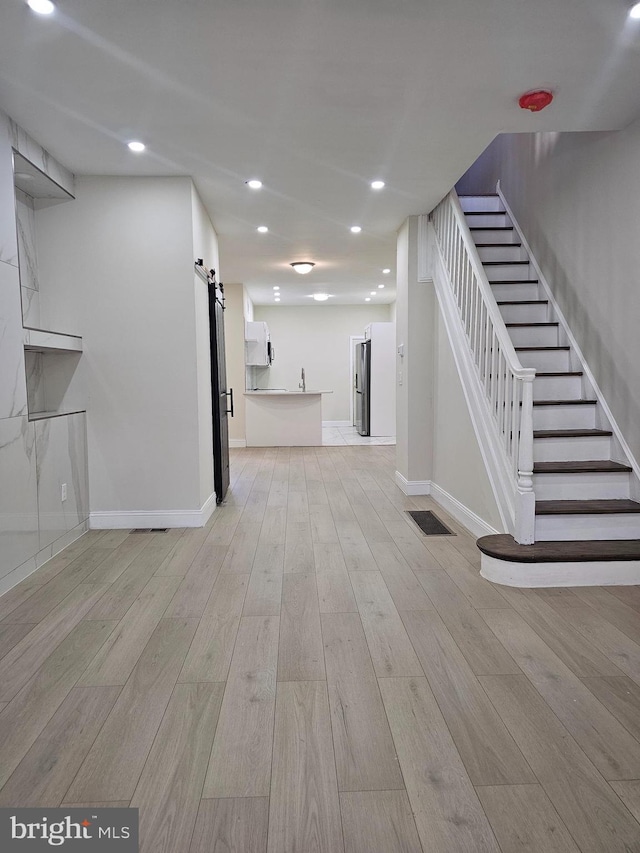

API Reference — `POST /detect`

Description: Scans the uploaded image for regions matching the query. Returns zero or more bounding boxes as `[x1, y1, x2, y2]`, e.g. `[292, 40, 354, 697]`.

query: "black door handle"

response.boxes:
[224, 388, 234, 417]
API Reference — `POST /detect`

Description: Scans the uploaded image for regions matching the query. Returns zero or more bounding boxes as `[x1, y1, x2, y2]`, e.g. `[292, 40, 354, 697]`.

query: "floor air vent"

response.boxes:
[130, 528, 168, 533]
[406, 510, 454, 536]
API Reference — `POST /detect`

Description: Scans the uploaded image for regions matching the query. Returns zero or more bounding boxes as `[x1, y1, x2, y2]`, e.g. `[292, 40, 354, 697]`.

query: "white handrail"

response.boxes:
[431, 190, 536, 544]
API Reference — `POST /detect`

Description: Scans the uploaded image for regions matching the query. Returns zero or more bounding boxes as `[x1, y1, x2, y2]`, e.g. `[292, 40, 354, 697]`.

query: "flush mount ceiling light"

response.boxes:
[350, 226, 362, 234]
[27, 0, 55, 14]
[127, 141, 146, 152]
[382, 268, 391, 274]
[311, 293, 331, 301]
[245, 179, 262, 189]
[290, 262, 315, 274]
[370, 180, 385, 190]
[257, 225, 268, 233]
[630, 2, 640, 17]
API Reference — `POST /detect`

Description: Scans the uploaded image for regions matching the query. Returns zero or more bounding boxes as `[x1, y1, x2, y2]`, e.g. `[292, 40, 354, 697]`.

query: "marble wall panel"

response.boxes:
[0, 416, 38, 581]
[15, 188, 39, 293]
[0, 260, 28, 419]
[7, 116, 74, 197]
[21, 285, 40, 327]
[25, 352, 44, 414]
[0, 113, 18, 268]
[35, 412, 89, 550]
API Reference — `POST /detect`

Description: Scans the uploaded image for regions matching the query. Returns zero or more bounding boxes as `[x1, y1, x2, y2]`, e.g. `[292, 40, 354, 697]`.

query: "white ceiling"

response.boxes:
[2, 0, 640, 305]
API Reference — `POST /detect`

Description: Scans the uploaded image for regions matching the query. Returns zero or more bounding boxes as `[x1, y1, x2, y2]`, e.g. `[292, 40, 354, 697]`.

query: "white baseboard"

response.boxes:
[323, 420, 351, 428]
[90, 491, 217, 530]
[395, 471, 432, 495]
[481, 553, 640, 587]
[229, 438, 247, 448]
[429, 482, 500, 539]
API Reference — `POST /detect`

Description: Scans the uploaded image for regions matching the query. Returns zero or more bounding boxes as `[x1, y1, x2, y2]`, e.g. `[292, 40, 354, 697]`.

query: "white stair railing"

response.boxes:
[431, 191, 536, 544]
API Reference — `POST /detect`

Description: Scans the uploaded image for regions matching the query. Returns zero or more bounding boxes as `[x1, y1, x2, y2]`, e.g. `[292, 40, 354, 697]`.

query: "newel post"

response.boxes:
[515, 371, 536, 544]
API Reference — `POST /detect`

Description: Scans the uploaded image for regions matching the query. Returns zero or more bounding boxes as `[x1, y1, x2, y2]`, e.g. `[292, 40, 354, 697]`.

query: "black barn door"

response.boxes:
[199, 261, 232, 504]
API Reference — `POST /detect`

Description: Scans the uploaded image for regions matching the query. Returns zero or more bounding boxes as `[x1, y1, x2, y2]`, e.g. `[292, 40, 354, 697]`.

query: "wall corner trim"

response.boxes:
[395, 471, 431, 495]
[89, 492, 217, 530]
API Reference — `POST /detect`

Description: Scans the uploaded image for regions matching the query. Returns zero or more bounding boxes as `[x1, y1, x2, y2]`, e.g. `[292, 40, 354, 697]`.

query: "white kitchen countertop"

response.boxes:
[244, 390, 333, 396]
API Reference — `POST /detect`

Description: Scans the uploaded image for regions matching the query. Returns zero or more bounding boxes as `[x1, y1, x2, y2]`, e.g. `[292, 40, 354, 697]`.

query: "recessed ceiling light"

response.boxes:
[378, 284, 385, 289]
[273, 286, 280, 291]
[350, 226, 362, 234]
[246, 179, 262, 189]
[275, 297, 281, 302]
[371, 180, 385, 190]
[290, 262, 315, 274]
[27, 0, 55, 14]
[630, 2, 640, 17]
[382, 268, 391, 274]
[257, 225, 268, 233]
[365, 297, 371, 302]
[370, 291, 376, 296]
[127, 141, 145, 152]
[312, 293, 330, 301]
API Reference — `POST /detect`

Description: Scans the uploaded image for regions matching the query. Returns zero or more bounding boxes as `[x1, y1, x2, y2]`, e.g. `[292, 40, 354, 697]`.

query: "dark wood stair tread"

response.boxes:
[535, 371, 583, 377]
[535, 499, 640, 515]
[534, 429, 612, 438]
[476, 242, 522, 248]
[533, 399, 596, 406]
[477, 534, 640, 563]
[506, 322, 558, 327]
[490, 279, 539, 284]
[470, 226, 514, 231]
[484, 260, 530, 265]
[534, 461, 631, 474]
[497, 300, 548, 306]
[516, 346, 570, 351]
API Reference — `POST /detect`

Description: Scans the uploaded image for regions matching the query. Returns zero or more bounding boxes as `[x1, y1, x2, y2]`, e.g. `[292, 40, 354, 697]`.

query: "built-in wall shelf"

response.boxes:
[28, 409, 86, 422]
[23, 328, 82, 353]
[13, 151, 74, 203]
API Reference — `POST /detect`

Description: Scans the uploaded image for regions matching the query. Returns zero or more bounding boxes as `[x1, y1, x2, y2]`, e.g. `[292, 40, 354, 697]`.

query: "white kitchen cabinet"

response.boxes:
[245, 320, 273, 366]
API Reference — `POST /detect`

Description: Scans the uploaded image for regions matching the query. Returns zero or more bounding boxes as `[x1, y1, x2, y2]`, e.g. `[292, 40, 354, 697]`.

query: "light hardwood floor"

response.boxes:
[1, 445, 640, 852]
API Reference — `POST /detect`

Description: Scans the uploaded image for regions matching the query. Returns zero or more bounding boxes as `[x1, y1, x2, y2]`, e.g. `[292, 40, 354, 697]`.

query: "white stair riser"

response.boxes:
[517, 349, 570, 371]
[533, 472, 630, 501]
[465, 213, 510, 228]
[508, 325, 559, 347]
[533, 405, 596, 430]
[485, 263, 534, 281]
[533, 436, 612, 462]
[460, 196, 504, 212]
[533, 375, 582, 401]
[536, 514, 640, 541]
[469, 229, 519, 244]
[499, 303, 549, 324]
[491, 282, 540, 301]
[476, 245, 528, 263]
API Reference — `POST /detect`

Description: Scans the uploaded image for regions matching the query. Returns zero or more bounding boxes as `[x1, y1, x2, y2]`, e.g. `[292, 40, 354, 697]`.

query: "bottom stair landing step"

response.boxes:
[477, 534, 640, 587]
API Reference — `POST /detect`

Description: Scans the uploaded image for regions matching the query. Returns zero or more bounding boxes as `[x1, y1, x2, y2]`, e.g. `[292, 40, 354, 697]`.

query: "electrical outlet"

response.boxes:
[61, 483, 68, 502]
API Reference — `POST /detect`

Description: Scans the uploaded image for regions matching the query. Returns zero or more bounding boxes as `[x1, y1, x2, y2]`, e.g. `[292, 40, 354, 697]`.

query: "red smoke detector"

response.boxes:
[519, 90, 553, 112]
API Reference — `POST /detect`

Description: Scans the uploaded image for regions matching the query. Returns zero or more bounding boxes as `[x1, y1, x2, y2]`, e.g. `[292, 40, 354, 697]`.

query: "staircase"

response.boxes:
[461, 192, 640, 542]
[430, 190, 640, 585]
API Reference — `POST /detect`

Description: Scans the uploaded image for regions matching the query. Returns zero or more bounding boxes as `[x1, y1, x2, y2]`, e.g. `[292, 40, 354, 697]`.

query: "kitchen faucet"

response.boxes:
[299, 367, 306, 392]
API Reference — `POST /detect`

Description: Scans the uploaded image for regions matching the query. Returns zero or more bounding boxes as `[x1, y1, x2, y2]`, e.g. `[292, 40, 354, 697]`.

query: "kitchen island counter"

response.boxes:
[244, 391, 332, 446]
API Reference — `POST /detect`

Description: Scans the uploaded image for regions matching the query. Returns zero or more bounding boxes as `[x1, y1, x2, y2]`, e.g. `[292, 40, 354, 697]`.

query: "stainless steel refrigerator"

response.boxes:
[355, 340, 371, 436]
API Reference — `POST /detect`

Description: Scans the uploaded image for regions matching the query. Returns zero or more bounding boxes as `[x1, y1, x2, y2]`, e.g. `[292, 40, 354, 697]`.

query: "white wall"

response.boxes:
[253, 304, 392, 422]
[457, 122, 640, 464]
[432, 308, 503, 531]
[191, 185, 216, 506]
[224, 283, 247, 443]
[37, 176, 213, 518]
